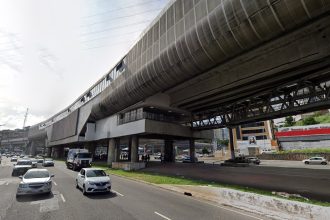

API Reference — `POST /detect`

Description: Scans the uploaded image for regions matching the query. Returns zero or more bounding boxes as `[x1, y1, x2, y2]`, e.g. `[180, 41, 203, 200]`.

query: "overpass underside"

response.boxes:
[165, 15, 330, 129]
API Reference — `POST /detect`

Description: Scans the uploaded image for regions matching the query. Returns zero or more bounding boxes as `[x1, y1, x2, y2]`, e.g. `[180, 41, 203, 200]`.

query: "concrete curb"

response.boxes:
[160, 185, 330, 220]
[109, 173, 330, 220]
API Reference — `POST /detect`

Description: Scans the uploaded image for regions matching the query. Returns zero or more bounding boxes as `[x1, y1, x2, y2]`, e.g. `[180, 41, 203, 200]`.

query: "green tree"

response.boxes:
[284, 116, 295, 127]
[302, 116, 318, 125]
[202, 147, 209, 155]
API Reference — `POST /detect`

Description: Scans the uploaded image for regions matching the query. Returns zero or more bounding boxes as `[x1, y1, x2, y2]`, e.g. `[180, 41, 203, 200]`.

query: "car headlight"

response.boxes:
[19, 183, 28, 188]
[45, 181, 52, 186]
[87, 181, 95, 185]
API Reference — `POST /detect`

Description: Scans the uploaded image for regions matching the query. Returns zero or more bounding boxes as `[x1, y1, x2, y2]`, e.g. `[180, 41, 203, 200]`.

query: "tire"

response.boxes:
[82, 185, 87, 196]
[321, 162, 327, 165]
[73, 164, 76, 171]
[76, 180, 79, 189]
[305, 161, 309, 165]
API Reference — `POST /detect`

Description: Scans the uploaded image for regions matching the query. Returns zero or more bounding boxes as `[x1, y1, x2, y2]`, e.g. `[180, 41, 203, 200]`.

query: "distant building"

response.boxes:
[232, 121, 277, 156]
[0, 128, 28, 153]
[276, 124, 330, 150]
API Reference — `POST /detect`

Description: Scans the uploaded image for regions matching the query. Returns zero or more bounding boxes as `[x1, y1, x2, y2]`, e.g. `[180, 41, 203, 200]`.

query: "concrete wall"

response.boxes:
[280, 140, 330, 150]
[50, 109, 79, 141]
[258, 153, 330, 161]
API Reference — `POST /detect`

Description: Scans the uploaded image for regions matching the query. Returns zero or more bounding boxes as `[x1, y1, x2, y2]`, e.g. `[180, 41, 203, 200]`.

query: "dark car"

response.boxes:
[246, 157, 261, 165]
[182, 156, 198, 163]
[12, 165, 31, 176]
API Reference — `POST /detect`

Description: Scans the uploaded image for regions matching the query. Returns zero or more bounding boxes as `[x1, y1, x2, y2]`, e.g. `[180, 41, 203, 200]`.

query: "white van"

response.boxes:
[66, 149, 92, 171]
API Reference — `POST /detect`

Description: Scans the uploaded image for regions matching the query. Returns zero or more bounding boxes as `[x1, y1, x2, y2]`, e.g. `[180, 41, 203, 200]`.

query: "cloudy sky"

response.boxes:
[0, 0, 169, 130]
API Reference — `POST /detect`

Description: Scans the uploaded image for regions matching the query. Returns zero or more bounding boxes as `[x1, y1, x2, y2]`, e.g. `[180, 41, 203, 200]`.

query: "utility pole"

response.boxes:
[23, 108, 29, 129]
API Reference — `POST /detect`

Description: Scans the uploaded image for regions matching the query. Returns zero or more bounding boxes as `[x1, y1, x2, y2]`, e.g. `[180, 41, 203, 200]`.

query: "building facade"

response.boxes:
[232, 121, 277, 156]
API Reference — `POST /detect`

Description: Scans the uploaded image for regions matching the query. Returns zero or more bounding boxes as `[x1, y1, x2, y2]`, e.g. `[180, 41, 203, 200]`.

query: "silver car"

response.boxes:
[43, 158, 54, 167]
[303, 157, 328, 165]
[16, 169, 54, 197]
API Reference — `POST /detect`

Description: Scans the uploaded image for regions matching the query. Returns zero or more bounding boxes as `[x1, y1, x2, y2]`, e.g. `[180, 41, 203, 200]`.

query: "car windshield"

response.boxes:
[86, 170, 106, 177]
[24, 171, 50, 179]
[77, 153, 91, 158]
[17, 161, 32, 165]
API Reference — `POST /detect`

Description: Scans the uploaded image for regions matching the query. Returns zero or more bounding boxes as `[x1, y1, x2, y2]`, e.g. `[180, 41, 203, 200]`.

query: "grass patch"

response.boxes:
[277, 148, 330, 154]
[106, 169, 330, 207]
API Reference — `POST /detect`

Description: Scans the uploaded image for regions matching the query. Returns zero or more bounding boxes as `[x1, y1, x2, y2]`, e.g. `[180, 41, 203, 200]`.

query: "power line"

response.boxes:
[84, 38, 135, 50]
[80, 19, 152, 36]
[81, 7, 162, 27]
[81, 29, 143, 43]
[83, 0, 162, 19]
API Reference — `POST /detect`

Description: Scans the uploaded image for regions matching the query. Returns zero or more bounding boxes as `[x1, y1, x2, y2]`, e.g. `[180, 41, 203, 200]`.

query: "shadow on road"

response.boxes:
[16, 192, 54, 203]
[85, 192, 117, 200]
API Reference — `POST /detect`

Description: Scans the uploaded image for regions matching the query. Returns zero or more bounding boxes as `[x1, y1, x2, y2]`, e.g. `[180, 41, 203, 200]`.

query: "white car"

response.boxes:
[16, 169, 54, 197]
[303, 157, 328, 165]
[76, 168, 111, 195]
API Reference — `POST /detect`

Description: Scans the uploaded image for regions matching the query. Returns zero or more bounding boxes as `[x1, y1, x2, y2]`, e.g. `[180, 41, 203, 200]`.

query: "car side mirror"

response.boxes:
[51, 174, 55, 178]
[18, 176, 23, 179]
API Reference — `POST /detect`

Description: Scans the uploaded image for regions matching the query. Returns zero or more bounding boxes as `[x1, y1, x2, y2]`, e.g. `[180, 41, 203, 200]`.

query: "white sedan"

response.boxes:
[76, 168, 111, 195]
[303, 157, 328, 165]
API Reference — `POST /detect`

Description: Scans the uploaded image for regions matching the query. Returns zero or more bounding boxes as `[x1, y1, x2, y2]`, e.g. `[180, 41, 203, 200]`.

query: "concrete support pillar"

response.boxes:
[131, 135, 139, 162]
[127, 137, 131, 161]
[47, 147, 52, 157]
[115, 139, 121, 162]
[85, 143, 96, 156]
[164, 140, 174, 162]
[30, 141, 36, 156]
[107, 139, 116, 167]
[229, 127, 235, 159]
[189, 139, 195, 162]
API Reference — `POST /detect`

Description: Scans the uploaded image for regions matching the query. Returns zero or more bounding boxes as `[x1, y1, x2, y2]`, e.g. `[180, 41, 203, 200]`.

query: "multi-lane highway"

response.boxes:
[0, 157, 266, 220]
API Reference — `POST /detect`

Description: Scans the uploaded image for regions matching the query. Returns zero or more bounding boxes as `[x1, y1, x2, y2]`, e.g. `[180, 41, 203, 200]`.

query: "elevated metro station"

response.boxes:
[25, 0, 330, 169]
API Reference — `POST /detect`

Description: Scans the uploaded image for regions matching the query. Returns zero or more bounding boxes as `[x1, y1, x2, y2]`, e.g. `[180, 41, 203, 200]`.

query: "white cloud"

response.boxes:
[0, 0, 169, 130]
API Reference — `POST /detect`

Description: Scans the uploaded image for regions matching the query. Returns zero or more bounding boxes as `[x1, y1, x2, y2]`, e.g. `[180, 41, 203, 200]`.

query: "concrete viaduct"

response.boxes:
[26, 0, 330, 168]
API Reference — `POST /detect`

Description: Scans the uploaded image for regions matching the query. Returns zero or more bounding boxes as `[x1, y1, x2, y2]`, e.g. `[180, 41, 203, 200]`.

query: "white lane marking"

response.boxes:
[154, 212, 172, 220]
[112, 176, 264, 220]
[5, 182, 9, 185]
[60, 194, 66, 203]
[53, 181, 57, 186]
[112, 190, 124, 197]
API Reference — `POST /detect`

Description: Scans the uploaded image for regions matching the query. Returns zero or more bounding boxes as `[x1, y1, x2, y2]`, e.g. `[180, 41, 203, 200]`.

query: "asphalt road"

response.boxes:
[0, 157, 266, 220]
[143, 162, 330, 202]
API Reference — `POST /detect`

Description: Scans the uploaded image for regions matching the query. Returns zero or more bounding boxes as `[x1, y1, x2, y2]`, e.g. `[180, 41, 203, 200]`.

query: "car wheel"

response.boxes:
[82, 185, 87, 195]
[305, 161, 309, 165]
[73, 164, 76, 171]
[76, 180, 79, 189]
[16, 194, 20, 198]
[321, 162, 327, 165]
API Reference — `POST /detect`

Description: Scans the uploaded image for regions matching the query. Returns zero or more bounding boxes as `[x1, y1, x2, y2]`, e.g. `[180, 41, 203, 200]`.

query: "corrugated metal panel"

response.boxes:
[90, 0, 329, 120]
